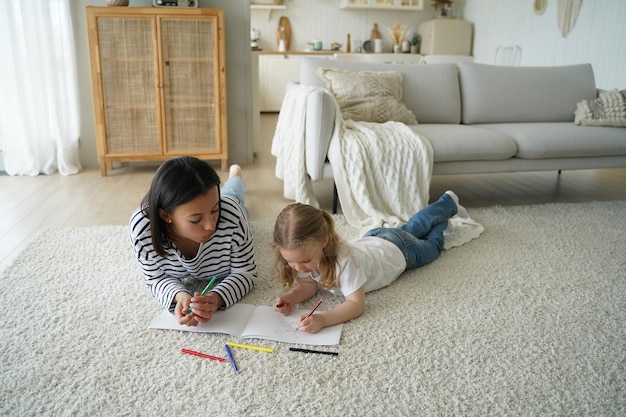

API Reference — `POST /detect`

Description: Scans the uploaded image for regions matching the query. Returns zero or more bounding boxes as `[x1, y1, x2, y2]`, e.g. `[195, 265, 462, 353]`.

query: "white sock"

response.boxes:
[445, 190, 469, 218]
[229, 164, 242, 178]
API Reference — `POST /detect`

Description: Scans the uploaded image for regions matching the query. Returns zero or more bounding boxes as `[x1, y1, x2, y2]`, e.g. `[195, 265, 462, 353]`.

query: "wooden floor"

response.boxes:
[2, 112, 626, 271]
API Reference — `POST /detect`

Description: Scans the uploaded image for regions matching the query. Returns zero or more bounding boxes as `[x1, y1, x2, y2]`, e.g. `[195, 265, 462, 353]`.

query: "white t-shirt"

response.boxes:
[300, 236, 406, 297]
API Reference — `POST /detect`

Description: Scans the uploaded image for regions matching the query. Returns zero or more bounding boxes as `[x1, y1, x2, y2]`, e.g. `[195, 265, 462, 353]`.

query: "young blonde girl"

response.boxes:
[272, 191, 468, 333]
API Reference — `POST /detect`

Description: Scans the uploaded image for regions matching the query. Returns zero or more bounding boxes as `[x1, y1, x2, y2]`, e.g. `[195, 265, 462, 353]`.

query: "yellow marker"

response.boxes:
[226, 342, 274, 353]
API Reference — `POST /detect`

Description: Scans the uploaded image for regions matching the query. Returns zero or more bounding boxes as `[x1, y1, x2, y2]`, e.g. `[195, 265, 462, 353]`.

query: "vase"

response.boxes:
[402, 40, 410, 53]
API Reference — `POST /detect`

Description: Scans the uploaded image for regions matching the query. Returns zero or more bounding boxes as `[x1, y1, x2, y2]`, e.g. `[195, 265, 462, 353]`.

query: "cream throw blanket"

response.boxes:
[327, 116, 433, 232]
[272, 84, 483, 245]
[271, 85, 321, 207]
[272, 84, 433, 228]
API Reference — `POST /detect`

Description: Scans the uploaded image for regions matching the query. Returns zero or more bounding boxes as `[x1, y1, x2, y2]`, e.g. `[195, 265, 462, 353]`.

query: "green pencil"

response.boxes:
[186, 276, 217, 316]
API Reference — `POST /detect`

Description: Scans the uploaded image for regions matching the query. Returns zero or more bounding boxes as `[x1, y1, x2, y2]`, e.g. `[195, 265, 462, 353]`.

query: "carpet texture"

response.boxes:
[1, 201, 625, 416]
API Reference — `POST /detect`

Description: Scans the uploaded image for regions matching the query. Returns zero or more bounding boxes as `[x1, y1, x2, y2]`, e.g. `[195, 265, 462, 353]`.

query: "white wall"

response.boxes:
[462, 0, 626, 89]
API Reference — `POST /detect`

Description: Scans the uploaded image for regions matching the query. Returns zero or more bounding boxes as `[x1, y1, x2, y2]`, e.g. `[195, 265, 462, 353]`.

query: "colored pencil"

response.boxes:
[304, 299, 323, 319]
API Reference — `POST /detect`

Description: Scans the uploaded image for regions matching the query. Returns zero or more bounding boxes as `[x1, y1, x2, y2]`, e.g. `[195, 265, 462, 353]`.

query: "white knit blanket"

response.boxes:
[327, 116, 434, 232]
[272, 84, 433, 229]
[271, 84, 322, 207]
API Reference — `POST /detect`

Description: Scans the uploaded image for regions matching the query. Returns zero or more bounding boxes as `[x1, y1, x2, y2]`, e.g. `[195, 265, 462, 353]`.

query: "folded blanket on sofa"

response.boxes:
[574, 89, 626, 127]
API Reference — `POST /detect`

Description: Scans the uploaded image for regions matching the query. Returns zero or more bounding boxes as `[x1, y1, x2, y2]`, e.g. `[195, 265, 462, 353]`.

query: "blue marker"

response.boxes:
[224, 344, 239, 374]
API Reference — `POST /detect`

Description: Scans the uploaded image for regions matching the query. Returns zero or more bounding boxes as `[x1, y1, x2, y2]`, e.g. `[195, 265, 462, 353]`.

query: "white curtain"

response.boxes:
[0, 0, 81, 176]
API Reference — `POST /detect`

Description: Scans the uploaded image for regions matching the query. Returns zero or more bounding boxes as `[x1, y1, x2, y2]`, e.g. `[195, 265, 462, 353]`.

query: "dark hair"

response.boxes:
[141, 156, 221, 256]
[272, 203, 343, 290]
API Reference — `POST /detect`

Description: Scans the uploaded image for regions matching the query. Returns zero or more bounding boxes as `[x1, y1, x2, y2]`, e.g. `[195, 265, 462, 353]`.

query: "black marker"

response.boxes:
[289, 347, 338, 356]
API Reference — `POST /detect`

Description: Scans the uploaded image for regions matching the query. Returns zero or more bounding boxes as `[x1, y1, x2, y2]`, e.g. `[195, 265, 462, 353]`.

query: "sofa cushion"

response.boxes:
[575, 89, 626, 127]
[459, 62, 597, 124]
[411, 124, 518, 162]
[475, 123, 626, 159]
[300, 57, 461, 124]
[317, 67, 417, 124]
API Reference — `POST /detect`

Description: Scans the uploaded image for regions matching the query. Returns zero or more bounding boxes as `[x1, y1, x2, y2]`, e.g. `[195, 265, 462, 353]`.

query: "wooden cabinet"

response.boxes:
[340, 0, 423, 10]
[86, 7, 227, 175]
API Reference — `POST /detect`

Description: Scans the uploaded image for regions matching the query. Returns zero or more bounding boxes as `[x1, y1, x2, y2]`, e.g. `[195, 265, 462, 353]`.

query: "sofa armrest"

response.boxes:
[305, 88, 337, 181]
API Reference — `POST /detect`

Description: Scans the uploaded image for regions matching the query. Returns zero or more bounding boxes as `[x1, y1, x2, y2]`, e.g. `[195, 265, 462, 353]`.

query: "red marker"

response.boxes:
[181, 348, 226, 362]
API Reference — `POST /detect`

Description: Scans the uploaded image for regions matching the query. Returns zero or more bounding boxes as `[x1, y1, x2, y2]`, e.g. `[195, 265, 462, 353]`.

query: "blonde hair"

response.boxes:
[272, 203, 344, 290]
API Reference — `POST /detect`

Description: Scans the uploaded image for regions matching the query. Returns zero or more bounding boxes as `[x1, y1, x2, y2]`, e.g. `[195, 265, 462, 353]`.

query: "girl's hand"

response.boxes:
[297, 313, 324, 334]
[187, 292, 223, 324]
[174, 292, 197, 326]
[175, 291, 223, 326]
[274, 296, 295, 315]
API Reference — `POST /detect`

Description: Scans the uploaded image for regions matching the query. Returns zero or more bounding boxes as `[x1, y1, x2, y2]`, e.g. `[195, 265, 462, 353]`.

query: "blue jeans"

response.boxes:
[364, 193, 456, 270]
[221, 176, 248, 217]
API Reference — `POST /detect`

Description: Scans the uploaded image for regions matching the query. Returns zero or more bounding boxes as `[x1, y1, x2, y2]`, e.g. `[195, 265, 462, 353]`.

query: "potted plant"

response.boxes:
[410, 32, 420, 54]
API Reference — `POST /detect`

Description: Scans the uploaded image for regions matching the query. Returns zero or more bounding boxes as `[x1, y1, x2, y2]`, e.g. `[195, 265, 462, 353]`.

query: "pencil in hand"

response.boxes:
[297, 299, 323, 330]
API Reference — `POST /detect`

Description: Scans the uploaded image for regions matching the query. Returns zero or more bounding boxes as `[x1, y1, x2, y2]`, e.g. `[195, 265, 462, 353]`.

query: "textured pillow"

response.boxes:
[574, 89, 626, 127]
[317, 67, 417, 125]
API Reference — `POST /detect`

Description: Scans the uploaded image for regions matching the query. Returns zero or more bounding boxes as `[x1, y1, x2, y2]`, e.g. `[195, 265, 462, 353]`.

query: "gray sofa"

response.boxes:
[295, 57, 626, 196]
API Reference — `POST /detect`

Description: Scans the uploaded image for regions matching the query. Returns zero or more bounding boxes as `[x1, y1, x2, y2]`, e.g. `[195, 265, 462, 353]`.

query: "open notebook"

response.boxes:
[149, 303, 343, 346]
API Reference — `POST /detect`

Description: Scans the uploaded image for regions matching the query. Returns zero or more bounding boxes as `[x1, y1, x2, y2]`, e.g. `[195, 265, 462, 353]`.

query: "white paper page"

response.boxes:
[148, 303, 256, 336]
[241, 305, 343, 346]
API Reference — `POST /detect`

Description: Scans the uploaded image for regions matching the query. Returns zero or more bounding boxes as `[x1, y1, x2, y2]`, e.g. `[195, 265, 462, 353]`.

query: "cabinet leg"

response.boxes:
[221, 158, 228, 172]
[99, 158, 108, 176]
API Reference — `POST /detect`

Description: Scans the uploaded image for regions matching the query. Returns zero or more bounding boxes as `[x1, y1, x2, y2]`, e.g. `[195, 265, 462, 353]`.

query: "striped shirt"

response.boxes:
[129, 195, 257, 313]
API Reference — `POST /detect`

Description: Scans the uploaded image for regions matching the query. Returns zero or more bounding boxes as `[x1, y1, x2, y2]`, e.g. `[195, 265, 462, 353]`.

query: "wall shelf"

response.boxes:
[340, 0, 424, 10]
[251, 4, 287, 21]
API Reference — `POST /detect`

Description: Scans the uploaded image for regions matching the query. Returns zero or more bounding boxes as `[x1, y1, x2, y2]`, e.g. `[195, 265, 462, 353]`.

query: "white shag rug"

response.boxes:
[1, 201, 625, 417]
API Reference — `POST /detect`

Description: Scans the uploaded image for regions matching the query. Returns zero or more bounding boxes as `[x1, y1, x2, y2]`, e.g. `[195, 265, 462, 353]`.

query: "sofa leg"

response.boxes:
[332, 182, 338, 214]
[558, 170, 562, 175]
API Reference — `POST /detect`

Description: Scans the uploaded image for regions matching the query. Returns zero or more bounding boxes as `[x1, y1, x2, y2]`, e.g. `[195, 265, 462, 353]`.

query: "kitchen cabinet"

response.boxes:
[340, 0, 423, 10]
[86, 7, 228, 175]
[258, 54, 302, 112]
[258, 53, 334, 112]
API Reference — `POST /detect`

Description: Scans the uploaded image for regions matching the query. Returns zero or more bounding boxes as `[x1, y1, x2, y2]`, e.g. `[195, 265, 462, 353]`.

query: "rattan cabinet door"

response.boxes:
[160, 17, 222, 155]
[87, 7, 228, 176]
[95, 15, 160, 156]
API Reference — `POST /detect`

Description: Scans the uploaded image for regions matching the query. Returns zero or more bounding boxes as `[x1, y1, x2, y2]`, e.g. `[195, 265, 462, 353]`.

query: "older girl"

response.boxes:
[130, 156, 257, 326]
